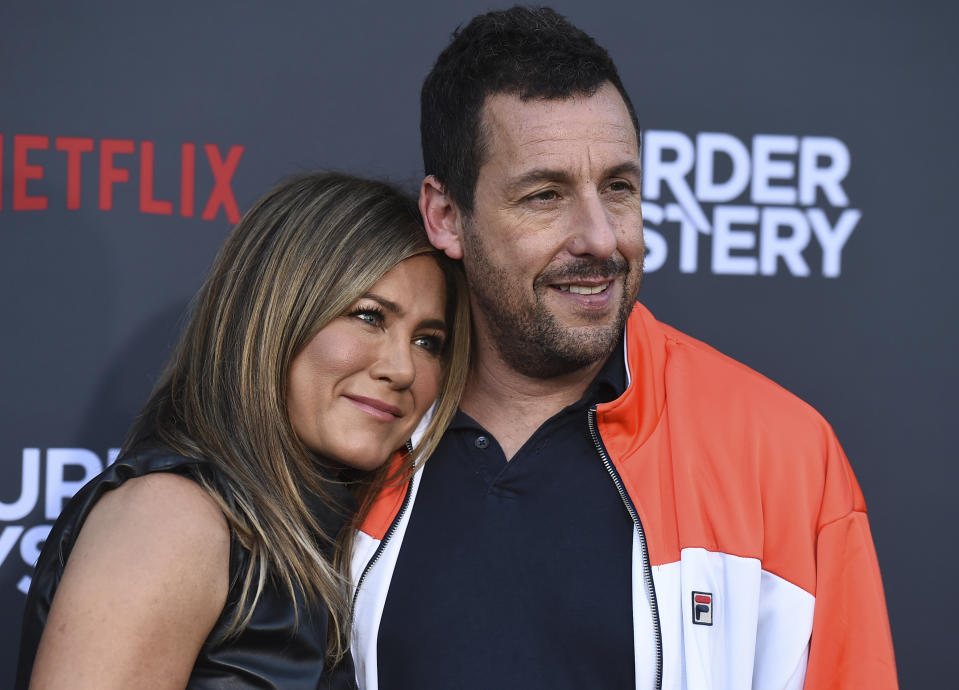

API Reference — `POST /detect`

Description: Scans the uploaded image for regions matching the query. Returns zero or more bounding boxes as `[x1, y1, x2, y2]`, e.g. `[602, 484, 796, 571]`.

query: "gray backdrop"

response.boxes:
[1, 0, 955, 685]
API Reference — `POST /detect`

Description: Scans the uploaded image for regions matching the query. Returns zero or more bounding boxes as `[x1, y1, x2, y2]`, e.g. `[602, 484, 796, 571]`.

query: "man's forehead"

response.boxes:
[477, 84, 640, 171]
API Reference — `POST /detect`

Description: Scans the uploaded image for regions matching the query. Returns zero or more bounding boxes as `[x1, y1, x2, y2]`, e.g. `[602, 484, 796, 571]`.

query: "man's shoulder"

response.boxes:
[621, 305, 864, 554]
[625, 303, 831, 438]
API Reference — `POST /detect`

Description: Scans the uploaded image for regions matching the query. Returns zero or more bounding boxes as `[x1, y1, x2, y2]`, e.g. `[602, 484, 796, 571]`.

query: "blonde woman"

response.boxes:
[16, 172, 470, 690]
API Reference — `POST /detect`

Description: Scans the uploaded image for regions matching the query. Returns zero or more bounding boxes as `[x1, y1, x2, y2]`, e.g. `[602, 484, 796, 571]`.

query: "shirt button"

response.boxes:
[474, 436, 490, 449]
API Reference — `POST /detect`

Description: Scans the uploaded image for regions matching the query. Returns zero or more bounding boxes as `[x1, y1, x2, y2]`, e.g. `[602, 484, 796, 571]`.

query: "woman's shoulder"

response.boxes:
[66, 469, 232, 614]
[91, 469, 229, 547]
[84, 447, 233, 596]
[54, 445, 233, 552]
[110, 444, 218, 480]
[21, 452, 232, 689]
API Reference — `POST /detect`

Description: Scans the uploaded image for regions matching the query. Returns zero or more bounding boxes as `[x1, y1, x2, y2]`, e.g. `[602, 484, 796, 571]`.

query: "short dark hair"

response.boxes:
[421, 5, 640, 213]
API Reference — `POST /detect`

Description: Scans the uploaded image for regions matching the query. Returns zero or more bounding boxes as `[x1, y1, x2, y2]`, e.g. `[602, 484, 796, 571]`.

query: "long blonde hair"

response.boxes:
[122, 172, 470, 661]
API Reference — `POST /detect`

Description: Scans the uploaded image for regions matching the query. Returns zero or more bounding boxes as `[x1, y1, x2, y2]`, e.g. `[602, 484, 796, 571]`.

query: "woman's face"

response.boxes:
[287, 254, 448, 471]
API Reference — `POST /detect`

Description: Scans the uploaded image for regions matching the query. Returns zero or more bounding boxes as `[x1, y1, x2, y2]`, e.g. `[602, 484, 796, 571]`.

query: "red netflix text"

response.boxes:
[0, 134, 244, 223]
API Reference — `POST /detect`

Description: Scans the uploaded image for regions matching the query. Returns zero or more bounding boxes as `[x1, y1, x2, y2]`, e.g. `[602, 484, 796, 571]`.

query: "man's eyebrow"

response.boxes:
[505, 161, 643, 194]
[503, 168, 572, 194]
[363, 293, 447, 331]
[607, 160, 643, 180]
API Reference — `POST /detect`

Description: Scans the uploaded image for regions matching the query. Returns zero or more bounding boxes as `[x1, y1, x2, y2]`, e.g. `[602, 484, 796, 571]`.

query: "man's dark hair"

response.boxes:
[421, 5, 640, 214]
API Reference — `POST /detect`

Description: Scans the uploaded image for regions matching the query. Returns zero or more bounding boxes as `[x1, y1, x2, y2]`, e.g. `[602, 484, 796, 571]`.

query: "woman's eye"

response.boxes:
[413, 334, 444, 355]
[351, 309, 383, 327]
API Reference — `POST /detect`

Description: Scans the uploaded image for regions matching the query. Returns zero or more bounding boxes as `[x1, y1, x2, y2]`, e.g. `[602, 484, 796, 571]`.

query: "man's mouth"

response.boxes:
[555, 282, 611, 295]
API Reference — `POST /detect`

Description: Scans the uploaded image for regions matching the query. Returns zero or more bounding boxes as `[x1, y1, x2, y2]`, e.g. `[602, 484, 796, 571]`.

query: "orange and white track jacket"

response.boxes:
[350, 303, 898, 689]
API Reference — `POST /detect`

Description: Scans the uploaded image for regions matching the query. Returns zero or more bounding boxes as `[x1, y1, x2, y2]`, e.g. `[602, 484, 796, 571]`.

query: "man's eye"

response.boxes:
[607, 180, 635, 193]
[528, 189, 559, 203]
[413, 334, 444, 355]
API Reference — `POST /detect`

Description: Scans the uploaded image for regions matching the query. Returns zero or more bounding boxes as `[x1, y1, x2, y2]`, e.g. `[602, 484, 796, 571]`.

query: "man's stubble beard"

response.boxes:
[460, 219, 642, 380]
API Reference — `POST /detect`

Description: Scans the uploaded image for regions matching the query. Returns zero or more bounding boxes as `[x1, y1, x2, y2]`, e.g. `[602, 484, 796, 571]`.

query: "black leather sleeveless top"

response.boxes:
[16, 447, 358, 689]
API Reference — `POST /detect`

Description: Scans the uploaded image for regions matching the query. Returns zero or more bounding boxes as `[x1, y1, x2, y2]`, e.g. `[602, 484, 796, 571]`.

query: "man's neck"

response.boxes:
[459, 346, 606, 461]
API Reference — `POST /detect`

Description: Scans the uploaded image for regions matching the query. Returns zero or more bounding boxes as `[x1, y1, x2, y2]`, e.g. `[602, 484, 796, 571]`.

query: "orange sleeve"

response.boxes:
[803, 509, 898, 688]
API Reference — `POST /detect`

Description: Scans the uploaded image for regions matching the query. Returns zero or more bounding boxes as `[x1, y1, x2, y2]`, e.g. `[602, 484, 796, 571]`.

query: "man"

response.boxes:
[350, 7, 897, 689]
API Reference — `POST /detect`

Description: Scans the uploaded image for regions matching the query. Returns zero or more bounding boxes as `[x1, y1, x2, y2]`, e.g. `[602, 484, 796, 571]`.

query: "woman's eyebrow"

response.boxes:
[419, 318, 448, 332]
[364, 293, 447, 331]
[364, 293, 401, 313]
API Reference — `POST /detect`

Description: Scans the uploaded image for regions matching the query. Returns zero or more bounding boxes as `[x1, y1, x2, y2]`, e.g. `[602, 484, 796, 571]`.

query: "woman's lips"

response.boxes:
[344, 395, 403, 420]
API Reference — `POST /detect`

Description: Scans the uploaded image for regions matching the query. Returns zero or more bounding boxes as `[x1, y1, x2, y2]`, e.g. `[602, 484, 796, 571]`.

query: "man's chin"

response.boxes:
[507, 323, 621, 379]
[563, 325, 622, 360]
[543, 301, 625, 333]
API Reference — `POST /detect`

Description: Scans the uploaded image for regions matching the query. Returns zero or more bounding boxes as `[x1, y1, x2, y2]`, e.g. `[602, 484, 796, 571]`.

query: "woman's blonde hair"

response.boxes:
[121, 171, 470, 662]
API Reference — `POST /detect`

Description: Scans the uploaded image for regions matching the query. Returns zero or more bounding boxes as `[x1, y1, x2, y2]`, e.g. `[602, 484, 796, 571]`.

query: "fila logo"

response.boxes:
[692, 591, 713, 626]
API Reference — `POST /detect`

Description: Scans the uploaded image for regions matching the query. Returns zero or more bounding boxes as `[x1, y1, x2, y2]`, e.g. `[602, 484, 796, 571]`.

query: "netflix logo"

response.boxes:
[0, 133, 245, 223]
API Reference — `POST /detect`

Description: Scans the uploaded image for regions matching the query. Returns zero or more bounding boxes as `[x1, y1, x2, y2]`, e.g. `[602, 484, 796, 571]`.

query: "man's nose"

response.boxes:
[566, 192, 617, 259]
[369, 336, 416, 389]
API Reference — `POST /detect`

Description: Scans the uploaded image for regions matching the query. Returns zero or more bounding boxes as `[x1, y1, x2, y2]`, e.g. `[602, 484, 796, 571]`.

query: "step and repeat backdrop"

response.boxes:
[1, 0, 955, 685]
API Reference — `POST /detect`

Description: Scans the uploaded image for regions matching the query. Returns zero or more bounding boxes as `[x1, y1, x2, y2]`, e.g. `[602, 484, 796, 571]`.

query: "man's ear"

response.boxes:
[419, 175, 465, 260]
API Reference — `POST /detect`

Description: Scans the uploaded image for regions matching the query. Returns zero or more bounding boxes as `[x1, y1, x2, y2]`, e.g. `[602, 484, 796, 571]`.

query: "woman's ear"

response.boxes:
[419, 175, 464, 260]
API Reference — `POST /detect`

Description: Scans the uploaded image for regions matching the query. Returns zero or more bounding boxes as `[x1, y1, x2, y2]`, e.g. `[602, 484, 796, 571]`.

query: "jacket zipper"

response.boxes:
[588, 407, 663, 690]
[351, 442, 417, 618]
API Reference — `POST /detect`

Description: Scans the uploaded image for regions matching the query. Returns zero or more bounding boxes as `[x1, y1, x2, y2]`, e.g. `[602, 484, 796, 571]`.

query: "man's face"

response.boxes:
[460, 82, 644, 379]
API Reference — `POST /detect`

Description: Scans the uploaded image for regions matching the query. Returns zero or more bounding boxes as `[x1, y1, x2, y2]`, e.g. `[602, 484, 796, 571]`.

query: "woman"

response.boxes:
[16, 172, 470, 689]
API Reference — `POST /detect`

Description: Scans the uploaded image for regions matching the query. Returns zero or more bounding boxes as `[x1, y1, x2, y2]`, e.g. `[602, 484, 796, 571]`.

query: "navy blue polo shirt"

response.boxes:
[377, 344, 635, 689]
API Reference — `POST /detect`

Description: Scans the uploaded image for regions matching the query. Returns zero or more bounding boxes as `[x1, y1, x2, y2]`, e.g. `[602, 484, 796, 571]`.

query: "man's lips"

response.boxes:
[344, 395, 403, 420]
[537, 257, 628, 295]
[553, 280, 612, 295]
